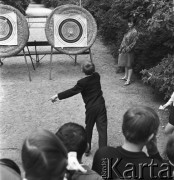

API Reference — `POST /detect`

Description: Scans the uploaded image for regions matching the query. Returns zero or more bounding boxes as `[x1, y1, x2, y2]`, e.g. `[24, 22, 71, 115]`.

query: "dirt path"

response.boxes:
[0, 15, 169, 173]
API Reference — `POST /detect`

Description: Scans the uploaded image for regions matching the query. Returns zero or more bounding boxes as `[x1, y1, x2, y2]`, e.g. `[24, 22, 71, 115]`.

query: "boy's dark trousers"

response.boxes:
[85, 104, 107, 150]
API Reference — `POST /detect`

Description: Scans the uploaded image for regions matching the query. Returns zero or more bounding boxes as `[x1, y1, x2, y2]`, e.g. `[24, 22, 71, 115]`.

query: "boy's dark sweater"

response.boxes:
[92, 146, 173, 180]
[58, 72, 105, 110]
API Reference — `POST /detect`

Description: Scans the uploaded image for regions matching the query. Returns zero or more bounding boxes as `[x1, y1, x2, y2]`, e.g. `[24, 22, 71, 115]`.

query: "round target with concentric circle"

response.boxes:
[0, 16, 13, 41]
[0, 4, 29, 58]
[53, 14, 87, 48]
[58, 18, 83, 43]
[45, 4, 97, 55]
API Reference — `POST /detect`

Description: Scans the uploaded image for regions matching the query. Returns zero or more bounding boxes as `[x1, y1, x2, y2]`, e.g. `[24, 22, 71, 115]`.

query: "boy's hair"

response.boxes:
[56, 122, 87, 160]
[82, 61, 95, 75]
[122, 106, 159, 144]
[166, 136, 174, 164]
[21, 129, 67, 180]
[0, 158, 21, 175]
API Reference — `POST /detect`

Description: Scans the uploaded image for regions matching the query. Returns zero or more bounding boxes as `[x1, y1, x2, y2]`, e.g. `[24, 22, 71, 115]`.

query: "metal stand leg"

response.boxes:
[74, 55, 77, 66]
[89, 48, 93, 63]
[26, 46, 35, 70]
[23, 49, 31, 81]
[34, 40, 39, 66]
[0, 58, 3, 66]
[49, 46, 53, 80]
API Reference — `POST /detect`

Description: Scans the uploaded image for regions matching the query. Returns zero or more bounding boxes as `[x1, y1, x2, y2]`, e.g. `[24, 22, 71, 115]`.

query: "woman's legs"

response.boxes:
[127, 68, 133, 82]
[124, 52, 134, 85]
[120, 67, 128, 80]
[124, 67, 133, 85]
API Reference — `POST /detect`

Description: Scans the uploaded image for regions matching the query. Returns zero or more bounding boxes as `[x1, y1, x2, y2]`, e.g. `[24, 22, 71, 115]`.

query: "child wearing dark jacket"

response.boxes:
[56, 122, 103, 180]
[51, 61, 107, 156]
[92, 106, 174, 180]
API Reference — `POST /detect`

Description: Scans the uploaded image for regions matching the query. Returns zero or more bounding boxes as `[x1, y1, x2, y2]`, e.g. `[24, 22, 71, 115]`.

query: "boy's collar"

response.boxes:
[85, 72, 95, 77]
[122, 139, 144, 152]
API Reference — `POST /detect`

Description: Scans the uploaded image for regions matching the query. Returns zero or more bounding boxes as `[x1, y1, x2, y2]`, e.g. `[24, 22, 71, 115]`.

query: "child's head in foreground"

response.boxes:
[56, 122, 87, 161]
[0, 158, 22, 180]
[82, 61, 95, 75]
[0, 158, 21, 175]
[122, 106, 160, 144]
[21, 129, 68, 180]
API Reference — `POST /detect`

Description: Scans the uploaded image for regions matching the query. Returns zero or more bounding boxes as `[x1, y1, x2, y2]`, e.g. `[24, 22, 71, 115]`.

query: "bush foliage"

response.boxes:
[41, 0, 79, 8]
[141, 55, 174, 99]
[1, 0, 30, 14]
[33, 0, 42, 4]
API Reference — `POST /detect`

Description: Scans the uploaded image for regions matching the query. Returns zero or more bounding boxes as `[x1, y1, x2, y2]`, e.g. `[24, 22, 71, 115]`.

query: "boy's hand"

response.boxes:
[159, 105, 165, 110]
[146, 135, 158, 156]
[50, 94, 58, 103]
[67, 152, 87, 173]
[159, 104, 168, 111]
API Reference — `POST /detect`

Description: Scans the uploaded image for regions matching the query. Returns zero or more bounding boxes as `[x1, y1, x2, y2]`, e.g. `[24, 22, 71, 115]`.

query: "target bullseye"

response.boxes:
[0, 16, 13, 41]
[58, 18, 83, 43]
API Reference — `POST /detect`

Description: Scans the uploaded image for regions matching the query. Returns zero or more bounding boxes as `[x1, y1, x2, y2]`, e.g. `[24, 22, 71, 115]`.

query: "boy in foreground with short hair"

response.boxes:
[51, 61, 107, 156]
[56, 122, 103, 180]
[92, 106, 173, 179]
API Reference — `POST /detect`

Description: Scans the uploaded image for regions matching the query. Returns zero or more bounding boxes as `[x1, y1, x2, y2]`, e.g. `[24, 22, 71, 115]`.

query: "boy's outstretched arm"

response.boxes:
[51, 81, 84, 102]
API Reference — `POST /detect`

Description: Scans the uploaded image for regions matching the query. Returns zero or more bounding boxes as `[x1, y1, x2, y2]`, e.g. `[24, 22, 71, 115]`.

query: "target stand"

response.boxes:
[48, 45, 93, 80]
[0, 4, 32, 81]
[45, 4, 97, 80]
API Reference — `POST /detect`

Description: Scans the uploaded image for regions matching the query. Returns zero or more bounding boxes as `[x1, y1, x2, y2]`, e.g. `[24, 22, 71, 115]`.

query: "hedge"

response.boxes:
[1, 0, 30, 15]
[141, 55, 174, 99]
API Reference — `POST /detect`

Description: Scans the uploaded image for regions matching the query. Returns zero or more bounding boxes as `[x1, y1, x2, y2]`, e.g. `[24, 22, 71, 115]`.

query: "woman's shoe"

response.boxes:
[124, 80, 131, 86]
[119, 77, 127, 81]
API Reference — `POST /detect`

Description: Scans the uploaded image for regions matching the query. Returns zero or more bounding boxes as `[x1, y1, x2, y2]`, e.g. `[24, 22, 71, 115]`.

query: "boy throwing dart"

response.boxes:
[50, 61, 107, 156]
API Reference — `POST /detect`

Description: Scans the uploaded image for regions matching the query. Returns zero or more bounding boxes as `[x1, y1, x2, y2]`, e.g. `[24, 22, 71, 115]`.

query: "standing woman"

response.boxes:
[118, 18, 138, 86]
